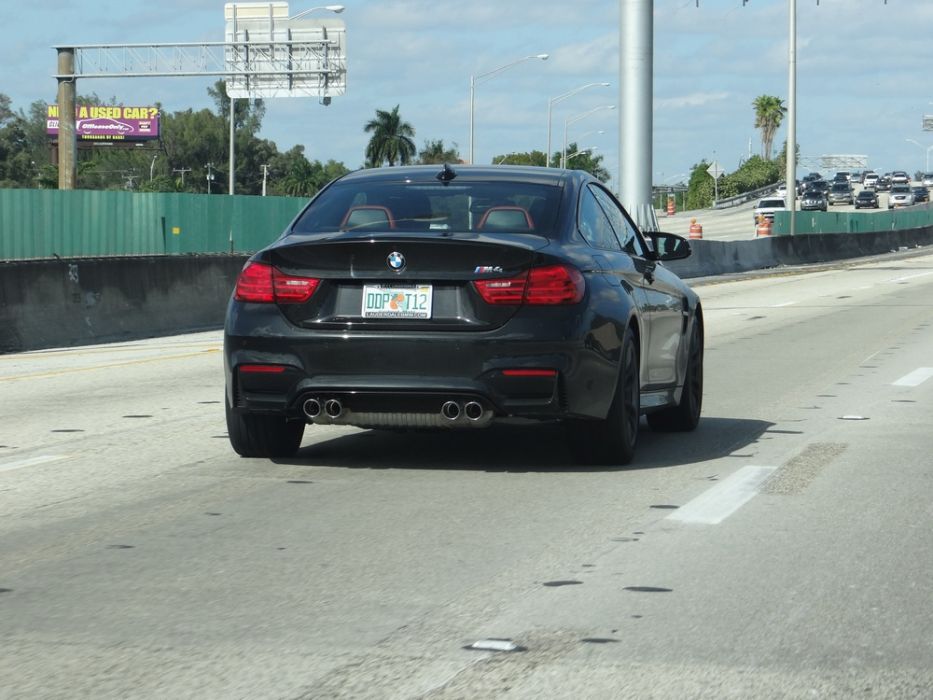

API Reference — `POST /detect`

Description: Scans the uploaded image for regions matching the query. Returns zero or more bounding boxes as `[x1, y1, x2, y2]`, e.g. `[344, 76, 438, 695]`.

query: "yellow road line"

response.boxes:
[0, 349, 221, 383]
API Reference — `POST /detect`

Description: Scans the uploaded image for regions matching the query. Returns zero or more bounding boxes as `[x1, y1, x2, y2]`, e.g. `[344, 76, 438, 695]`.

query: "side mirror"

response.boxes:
[646, 231, 692, 261]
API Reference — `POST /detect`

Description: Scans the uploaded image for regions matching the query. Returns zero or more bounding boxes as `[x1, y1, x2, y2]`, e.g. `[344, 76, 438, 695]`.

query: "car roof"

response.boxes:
[333, 164, 574, 187]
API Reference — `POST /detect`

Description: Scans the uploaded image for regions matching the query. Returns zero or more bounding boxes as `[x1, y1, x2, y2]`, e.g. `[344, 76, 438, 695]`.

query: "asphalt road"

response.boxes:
[658, 183, 917, 241]
[2, 253, 933, 699]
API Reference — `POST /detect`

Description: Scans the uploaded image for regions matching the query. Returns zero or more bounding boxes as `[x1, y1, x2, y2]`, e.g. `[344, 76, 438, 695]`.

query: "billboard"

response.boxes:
[924, 115, 933, 132]
[47, 105, 160, 142]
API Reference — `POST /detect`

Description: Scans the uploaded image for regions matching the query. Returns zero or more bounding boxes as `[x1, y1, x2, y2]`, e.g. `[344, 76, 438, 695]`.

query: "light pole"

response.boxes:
[149, 154, 158, 182]
[289, 4, 345, 20]
[566, 147, 597, 165]
[906, 138, 933, 172]
[546, 82, 610, 167]
[469, 53, 549, 164]
[786, 0, 797, 234]
[206, 162, 215, 194]
[562, 105, 615, 169]
[261, 164, 270, 196]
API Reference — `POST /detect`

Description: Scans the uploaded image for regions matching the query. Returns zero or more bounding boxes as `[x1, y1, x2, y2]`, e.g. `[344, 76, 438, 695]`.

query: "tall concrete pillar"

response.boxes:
[56, 48, 77, 190]
[620, 0, 658, 232]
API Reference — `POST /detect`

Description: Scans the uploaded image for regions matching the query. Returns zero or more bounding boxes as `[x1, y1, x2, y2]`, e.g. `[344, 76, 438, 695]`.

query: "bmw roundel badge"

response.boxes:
[387, 251, 406, 271]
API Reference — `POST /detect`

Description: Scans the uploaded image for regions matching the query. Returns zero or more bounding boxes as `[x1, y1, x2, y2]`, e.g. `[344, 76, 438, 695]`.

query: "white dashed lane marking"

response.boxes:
[0, 455, 71, 474]
[893, 368, 933, 387]
[667, 465, 777, 525]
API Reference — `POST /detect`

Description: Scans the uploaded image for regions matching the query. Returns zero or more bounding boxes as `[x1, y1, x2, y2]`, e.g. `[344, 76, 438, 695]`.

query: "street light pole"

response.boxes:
[289, 4, 345, 20]
[546, 82, 610, 167]
[469, 53, 549, 164]
[562, 105, 615, 169]
[786, 0, 797, 235]
[906, 138, 933, 172]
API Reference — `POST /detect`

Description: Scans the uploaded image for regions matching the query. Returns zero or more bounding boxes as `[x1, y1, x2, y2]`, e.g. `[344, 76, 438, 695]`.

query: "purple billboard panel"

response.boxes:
[46, 105, 161, 142]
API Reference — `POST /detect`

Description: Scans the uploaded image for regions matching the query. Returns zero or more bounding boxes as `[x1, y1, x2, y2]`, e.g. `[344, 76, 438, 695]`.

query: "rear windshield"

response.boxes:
[291, 180, 562, 236]
[758, 199, 785, 208]
[831, 183, 850, 192]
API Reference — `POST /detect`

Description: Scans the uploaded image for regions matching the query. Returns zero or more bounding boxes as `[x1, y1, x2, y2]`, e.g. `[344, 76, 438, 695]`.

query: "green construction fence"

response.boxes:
[0, 189, 309, 260]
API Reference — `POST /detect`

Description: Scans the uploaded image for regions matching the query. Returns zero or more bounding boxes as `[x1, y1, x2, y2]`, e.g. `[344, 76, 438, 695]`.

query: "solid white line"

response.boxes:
[667, 465, 777, 525]
[0, 454, 70, 474]
[893, 368, 933, 387]
[771, 301, 797, 308]
[887, 271, 933, 284]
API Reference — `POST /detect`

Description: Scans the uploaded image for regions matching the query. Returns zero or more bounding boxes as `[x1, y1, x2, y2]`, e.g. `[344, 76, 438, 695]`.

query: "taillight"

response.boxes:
[502, 369, 558, 377]
[235, 261, 320, 304]
[473, 264, 584, 305]
[239, 364, 287, 374]
[473, 272, 528, 304]
[525, 265, 585, 304]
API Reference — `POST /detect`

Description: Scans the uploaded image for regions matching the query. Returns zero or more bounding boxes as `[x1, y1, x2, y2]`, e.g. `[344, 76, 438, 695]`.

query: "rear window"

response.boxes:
[758, 199, 785, 208]
[831, 183, 850, 192]
[291, 180, 562, 236]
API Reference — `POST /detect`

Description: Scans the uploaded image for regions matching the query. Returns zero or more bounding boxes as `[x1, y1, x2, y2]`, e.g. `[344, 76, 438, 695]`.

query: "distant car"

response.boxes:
[754, 197, 786, 223]
[911, 186, 930, 203]
[833, 172, 850, 185]
[888, 184, 915, 208]
[800, 189, 827, 211]
[854, 190, 879, 209]
[922, 173, 933, 187]
[862, 172, 879, 190]
[891, 171, 910, 186]
[827, 182, 854, 205]
[876, 175, 892, 192]
[775, 182, 788, 198]
[224, 164, 702, 466]
[806, 179, 830, 198]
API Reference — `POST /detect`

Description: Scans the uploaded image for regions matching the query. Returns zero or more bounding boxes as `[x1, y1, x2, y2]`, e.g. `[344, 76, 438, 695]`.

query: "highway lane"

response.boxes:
[2, 253, 933, 698]
[658, 182, 913, 241]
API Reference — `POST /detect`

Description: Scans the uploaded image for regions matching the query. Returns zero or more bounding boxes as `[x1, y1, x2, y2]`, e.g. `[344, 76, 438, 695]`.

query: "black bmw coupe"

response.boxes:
[224, 165, 703, 465]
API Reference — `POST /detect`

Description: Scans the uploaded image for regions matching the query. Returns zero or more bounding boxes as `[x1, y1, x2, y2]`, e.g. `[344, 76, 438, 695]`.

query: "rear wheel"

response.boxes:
[567, 326, 639, 466]
[225, 395, 305, 458]
[647, 314, 703, 432]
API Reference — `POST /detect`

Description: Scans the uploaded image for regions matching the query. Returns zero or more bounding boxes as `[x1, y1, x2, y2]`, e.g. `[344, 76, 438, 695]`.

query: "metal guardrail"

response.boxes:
[712, 182, 779, 210]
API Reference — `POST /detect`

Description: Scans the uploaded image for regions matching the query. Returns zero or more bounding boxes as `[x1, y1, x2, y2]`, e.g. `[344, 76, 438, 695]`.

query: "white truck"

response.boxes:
[753, 197, 786, 224]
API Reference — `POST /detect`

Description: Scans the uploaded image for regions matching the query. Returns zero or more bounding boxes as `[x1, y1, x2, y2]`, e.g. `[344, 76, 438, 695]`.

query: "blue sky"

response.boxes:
[4, 0, 933, 187]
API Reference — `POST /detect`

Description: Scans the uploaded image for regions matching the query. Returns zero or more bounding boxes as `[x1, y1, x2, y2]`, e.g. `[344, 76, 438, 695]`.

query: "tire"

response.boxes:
[647, 313, 703, 433]
[567, 326, 639, 466]
[225, 395, 305, 458]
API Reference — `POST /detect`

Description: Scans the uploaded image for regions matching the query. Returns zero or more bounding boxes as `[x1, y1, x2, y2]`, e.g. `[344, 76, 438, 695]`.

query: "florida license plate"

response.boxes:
[362, 285, 433, 319]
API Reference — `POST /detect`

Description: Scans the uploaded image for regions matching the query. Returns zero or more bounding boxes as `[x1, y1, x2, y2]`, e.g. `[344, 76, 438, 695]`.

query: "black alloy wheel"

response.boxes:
[225, 395, 305, 458]
[567, 325, 640, 466]
[647, 314, 704, 433]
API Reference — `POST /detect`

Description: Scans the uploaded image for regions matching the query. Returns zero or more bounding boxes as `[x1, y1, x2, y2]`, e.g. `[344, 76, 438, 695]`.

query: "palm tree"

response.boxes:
[363, 105, 416, 167]
[752, 95, 787, 162]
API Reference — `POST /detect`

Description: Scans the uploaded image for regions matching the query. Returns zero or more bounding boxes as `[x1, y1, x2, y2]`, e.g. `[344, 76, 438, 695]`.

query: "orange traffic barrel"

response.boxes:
[688, 218, 703, 240]
[756, 216, 772, 237]
[666, 196, 676, 216]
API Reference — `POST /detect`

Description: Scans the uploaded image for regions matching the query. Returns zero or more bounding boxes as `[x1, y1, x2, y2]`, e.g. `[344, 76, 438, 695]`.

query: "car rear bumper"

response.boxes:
[224, 303, 624, 427]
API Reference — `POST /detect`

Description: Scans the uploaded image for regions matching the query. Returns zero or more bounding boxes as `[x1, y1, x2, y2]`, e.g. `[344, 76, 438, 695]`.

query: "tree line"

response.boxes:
[0, 87, 611, 197]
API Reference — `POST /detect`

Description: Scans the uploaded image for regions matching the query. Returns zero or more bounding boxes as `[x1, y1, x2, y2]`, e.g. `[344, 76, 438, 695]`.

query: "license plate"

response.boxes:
[362, 285, 433, 319]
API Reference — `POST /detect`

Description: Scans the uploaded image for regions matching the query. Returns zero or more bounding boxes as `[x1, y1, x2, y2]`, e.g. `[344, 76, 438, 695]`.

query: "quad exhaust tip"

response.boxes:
[302, 398, 322, 419]
[464, 401, 484, 421]
[441, 401, 461, 421]
[324, 399, 343, 419]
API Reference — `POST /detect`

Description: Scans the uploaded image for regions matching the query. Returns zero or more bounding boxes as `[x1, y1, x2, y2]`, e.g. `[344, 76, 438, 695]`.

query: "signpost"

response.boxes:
[706, 161, 724, 203]
[53, 2, 347, 191]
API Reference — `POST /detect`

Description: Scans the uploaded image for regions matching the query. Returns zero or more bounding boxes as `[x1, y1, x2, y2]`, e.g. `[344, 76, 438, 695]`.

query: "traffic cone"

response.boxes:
[756, 216, 772, 238]
[688, 218, 703, 240]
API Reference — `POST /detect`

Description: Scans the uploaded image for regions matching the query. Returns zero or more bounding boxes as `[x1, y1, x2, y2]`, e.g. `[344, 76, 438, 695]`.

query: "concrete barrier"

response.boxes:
[3, 226, 933, 353]
[0, 255, 247, 353]
[665, 226, 933, 280]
